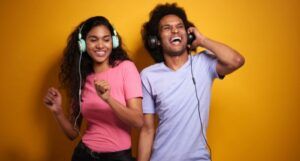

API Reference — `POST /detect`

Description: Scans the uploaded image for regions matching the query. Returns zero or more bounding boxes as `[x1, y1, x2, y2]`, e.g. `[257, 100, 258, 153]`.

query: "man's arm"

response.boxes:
[188, 27, 245, 76]
[138, 114, 156, 161]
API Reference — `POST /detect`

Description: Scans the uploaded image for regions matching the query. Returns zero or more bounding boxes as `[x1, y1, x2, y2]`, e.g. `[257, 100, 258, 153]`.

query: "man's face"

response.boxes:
[158, 14, 188, 57]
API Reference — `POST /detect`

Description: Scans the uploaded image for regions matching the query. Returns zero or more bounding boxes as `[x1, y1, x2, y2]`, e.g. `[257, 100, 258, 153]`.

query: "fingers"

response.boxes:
[44, 96, 53, 106]
[187, 27, 203, 38]
[94, 80, 110, 94]
[44, 87, 59, 106]
[95, 84, 106, 93]
[187, 27, 194, 34]
[49, 87, 60, 96]
[187, 27, 198, 35]
[187, 27, 207, 48]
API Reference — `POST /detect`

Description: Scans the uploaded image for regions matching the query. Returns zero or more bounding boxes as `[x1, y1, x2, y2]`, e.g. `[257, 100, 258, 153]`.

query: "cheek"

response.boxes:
[86, 43, 93, 54]
[104, 42, 113, 55]
[105, 41, 113, 49]
[160, 34, 170, 45]
[86, 41, 95, 49]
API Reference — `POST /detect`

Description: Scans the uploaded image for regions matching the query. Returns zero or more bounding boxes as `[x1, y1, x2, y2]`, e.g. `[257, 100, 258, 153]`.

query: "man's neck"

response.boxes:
[164, 51, 189, 71]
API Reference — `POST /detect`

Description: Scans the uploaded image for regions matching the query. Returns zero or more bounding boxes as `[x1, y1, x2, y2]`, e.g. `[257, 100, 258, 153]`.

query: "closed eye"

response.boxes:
[161, 25, 171, 31]
[103, 35, 111, 42]
[87, 36, 98, 42]
[176, 24, 184, 29]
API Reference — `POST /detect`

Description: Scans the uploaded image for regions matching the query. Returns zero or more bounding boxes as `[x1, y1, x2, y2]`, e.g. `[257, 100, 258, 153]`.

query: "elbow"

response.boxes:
[237, 55, 245, 67]
[66, 131, 79, 141]
[134, 115, 144, 128]
[141, 124, 155, 135]
[135, 121, 144, 129]
[67, 135, 77, 141]
[231, 54, 245, 69]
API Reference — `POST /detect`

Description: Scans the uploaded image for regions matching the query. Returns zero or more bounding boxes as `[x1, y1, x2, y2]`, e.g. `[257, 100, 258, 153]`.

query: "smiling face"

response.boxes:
[158, 14, 188, 57]
[86, 25, 113, 66]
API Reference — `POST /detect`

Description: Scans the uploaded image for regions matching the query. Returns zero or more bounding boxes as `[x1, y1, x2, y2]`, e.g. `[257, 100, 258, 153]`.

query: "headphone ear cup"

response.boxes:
[148, 36, 159, 49]
[187, 33, 196, 45]
[112, 35, 119, 49]
[78, 38, 86, 52]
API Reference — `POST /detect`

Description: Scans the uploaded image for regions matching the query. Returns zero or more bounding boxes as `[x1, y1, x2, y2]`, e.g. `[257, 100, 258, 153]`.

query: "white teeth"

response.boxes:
[170, 36, 181, 45]
[171, 36, 181, 42]
[95, 51, 105, 56]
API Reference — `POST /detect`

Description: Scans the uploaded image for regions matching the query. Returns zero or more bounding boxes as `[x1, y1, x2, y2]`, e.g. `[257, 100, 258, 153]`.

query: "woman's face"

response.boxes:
[86, 25, 113, 65]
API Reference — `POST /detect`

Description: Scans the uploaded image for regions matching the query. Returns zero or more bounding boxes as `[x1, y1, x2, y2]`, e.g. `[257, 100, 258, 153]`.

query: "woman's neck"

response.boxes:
[93, 62, 110, 73]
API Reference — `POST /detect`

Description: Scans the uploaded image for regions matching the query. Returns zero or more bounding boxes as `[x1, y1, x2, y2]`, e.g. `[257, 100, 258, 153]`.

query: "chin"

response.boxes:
[93, 58, 108, 64]
[168, 48, 186, 56]
[169, 51, 183, 57]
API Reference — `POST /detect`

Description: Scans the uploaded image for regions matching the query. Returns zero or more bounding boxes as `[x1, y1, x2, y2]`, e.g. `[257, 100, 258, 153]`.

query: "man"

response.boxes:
[138, 3, 245, 161]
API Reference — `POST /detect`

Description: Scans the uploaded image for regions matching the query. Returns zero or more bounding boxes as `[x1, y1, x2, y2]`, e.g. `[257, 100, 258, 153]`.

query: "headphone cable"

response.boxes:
[189, 51, 213, 160]
[73, 50, 83, 136]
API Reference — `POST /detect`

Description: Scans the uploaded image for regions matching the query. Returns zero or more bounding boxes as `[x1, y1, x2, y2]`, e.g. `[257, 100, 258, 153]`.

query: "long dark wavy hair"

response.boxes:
[59, 16, 129, 127]
[142, 3, 194, 63]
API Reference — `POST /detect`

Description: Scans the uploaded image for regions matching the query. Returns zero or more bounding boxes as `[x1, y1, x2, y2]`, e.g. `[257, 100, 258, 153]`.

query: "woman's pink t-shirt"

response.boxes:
[81, 60, 142, 152]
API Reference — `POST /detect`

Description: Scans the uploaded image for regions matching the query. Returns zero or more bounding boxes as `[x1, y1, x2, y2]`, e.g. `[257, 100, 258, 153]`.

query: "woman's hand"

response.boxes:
[43, 87, 63, 115]
[94, 80, 111, 101]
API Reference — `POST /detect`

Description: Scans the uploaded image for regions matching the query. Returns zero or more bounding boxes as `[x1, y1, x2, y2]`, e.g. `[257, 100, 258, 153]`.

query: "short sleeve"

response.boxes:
[200, 50, 224, 79]
[122, 61, 142, 100]
[140, 71, 155, 114]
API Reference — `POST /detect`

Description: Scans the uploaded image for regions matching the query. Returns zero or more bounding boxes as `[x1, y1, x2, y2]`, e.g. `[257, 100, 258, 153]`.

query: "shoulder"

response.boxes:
[191, 50, 217, 66]
[112, 60, 139, 73]
[140, 63, 163, 77]
[193, 50, 216, 60]
[116, 60, 135, 68]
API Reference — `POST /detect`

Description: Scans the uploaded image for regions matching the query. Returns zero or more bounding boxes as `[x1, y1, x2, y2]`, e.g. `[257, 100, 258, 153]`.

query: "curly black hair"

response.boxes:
[59, 16, 129, 127]
[142, 3, 194, 63]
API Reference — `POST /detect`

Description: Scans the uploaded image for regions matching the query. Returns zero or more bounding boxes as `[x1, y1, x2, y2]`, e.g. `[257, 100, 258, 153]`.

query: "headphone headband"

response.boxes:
[77, 23, 120, 53]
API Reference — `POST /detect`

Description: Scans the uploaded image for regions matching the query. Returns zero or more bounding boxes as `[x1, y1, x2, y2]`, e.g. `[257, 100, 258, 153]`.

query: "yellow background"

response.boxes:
[0, 0, 299, 161]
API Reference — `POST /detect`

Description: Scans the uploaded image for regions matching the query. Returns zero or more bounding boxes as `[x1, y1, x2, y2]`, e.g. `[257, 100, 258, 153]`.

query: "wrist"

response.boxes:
[52, 107, 63, 116]
[198, 37, 208, 47]
[103, 95, 112, 103]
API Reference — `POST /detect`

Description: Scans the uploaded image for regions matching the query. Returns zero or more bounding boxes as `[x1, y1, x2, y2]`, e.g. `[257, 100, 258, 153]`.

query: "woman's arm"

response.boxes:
[43, 87, 80, 140]
[94, 80, 143, 128]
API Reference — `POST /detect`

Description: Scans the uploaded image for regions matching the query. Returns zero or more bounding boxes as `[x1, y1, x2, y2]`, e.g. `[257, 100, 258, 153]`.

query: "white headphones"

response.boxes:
[77, 24, 120, 53]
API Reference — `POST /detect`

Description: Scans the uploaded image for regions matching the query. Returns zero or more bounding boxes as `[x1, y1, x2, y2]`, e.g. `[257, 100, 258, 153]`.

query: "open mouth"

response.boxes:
[170, 36, 182, 45]
[95, 50, 106, 56]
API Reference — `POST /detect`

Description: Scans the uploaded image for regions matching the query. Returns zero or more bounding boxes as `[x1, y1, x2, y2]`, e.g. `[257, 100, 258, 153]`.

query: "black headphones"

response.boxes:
[147, 32, 196, 49]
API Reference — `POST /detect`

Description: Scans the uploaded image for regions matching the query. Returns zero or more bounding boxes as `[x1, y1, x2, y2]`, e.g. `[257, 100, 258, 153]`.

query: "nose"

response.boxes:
[96, 40, 104, 49]
[171, 27, 178, 33]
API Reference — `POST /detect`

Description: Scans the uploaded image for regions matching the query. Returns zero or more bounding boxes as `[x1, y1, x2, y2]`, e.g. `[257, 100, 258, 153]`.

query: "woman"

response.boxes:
[44, 16, 143, 161]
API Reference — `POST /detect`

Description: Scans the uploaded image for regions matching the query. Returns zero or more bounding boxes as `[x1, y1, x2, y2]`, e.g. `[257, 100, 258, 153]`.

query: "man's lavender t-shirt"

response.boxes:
[141, 52, 220, 161]
[81, 60, 142, 152]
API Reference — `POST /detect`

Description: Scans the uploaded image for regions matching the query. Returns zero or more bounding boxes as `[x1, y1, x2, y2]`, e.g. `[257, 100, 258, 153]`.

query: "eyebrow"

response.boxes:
[160, 22, 184, 29]
[86, 35, 111, 39]
[161, 24, 170, 28]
